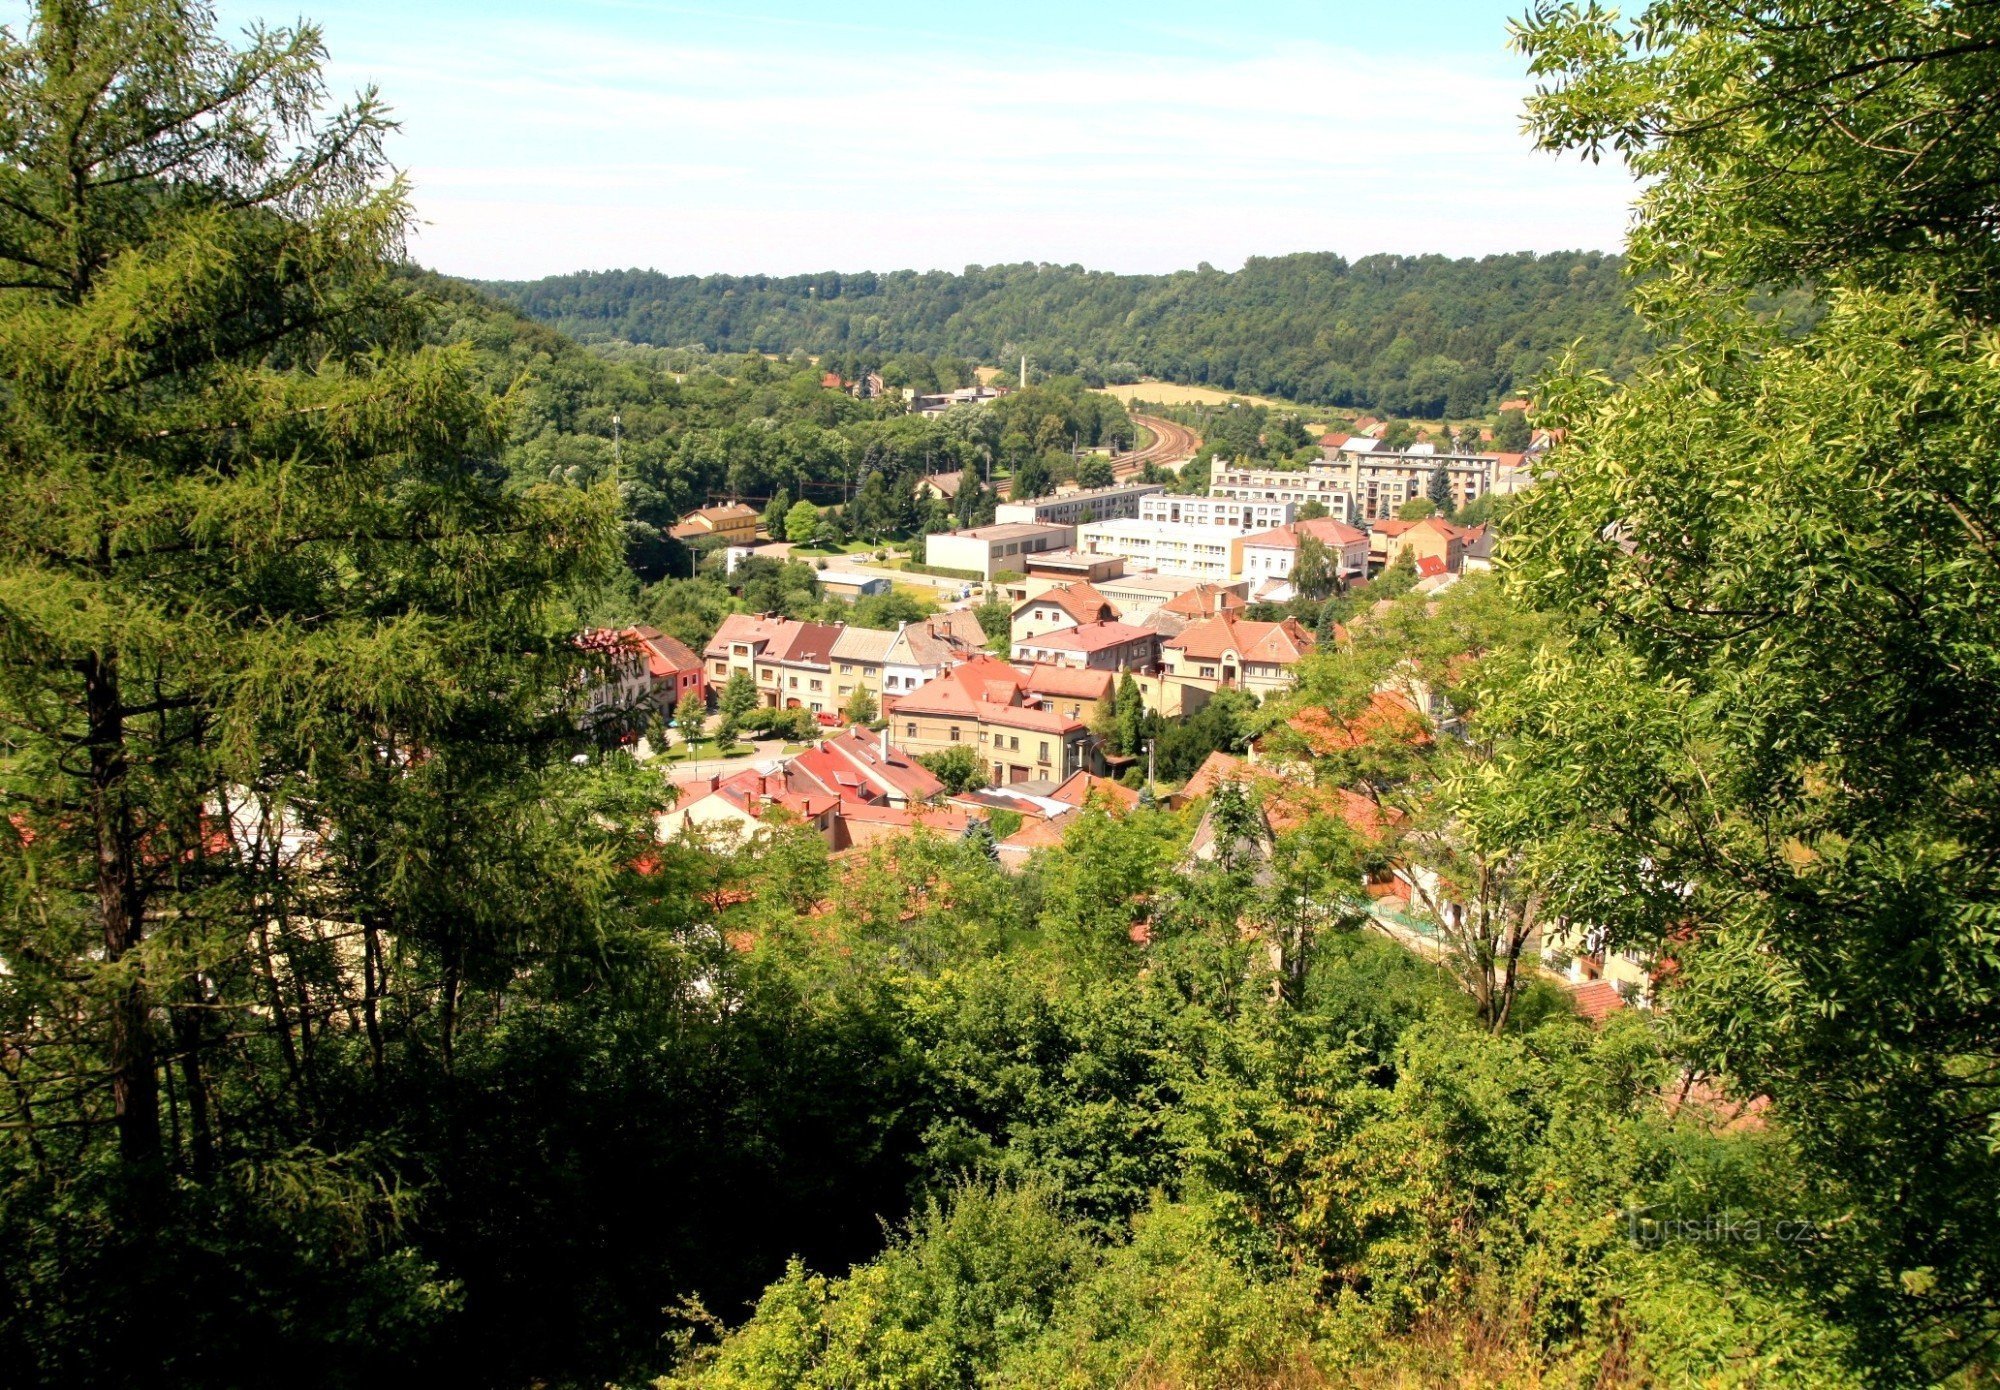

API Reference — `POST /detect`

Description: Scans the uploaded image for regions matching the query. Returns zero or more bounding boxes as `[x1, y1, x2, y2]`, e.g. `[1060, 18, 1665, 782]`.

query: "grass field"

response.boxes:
[1102, 381, 1316, 413]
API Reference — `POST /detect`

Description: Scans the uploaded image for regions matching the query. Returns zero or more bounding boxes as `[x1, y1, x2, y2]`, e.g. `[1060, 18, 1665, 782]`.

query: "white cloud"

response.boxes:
[326, 21, 1635, 277]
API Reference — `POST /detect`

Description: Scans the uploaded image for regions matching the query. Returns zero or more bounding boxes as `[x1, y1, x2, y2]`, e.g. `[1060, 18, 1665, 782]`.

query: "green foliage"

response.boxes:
[918, 745, 988, 795]
[783, 499, 820, 543]
[844, 588, 936, 630]
[1491, 407, 1530, 452]
[1396, 495, 1438, 521]
[840, 684, 878, 725]
[484, 253, 1651, 415]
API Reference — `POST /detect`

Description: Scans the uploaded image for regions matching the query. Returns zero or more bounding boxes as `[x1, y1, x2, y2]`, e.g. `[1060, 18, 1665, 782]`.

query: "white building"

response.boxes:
[1076, 519, 1243, 582]
[995, 482, 1163, 527]
[925, 522, 1075, 580]
[1137, 493, 1294, 532]
[1207, 466, 1357, 523]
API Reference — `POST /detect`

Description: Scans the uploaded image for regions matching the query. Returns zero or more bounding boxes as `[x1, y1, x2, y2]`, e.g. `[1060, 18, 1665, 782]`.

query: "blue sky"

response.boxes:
[208, 0, 1636, 278]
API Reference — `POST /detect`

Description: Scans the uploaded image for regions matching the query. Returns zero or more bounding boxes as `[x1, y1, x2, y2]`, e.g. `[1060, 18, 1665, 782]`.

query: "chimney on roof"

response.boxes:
[879, 725, 889, 759]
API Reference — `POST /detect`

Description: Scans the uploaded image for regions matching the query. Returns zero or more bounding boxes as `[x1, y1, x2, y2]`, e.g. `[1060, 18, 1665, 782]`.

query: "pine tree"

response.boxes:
[1426, 464, 1453, 515]
[0, 0, 628, 1220]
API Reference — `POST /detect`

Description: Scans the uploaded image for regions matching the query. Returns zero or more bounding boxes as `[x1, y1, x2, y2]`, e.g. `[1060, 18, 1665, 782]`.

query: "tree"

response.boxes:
[1381, 420, 1417, 451]
[1505, 6, 2000, 1373]
[0, 2, 643, 1375]
[762, 489, 792, 534]
[1291, 535, 1339, 601]
[1296, 499, 1329, 521]
[919, 746, 988, 795]
[1075, 455, 1115, 489]
[785, 499, 820, 542]
[1425, 464, 1452, 515]
[841, 684, 878, 725]
[1114, 673, 1146, 759]
[1491, 409, 1529, 452]
[720, 670, 760, 721]
[1009, 455, 1052, 501]
[674, 691, 708, 742]
[1396, 496, 1437, 521]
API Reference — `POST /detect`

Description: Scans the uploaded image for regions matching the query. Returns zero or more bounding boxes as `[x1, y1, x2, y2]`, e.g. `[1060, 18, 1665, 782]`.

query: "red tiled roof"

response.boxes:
[1285, 690, 1431, 754]
[1241, 519, 1368, 551]
[1021, 664, 1115, 702]
[1570, 979, 1626, 1025]
[626, 625, 702, 678]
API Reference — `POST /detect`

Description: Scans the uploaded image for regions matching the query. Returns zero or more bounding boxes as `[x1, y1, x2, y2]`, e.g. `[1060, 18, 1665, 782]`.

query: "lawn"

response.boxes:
[656, 737, 753, 762]
[791, 540, 886, 557]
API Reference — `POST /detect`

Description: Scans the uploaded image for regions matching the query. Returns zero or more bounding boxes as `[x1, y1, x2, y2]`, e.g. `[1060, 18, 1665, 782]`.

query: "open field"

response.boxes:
[1101, 381, 1317, 413]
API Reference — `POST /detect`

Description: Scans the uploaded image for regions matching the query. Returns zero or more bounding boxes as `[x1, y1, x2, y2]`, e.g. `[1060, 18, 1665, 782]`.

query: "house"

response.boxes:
[1372, 515, 1470, 576]
[1158, 615, 1315, 708]
[1049, 769, 1142, 814]
[624, 625, 706, 711]
[668, 503, 760, 545]
[915, 472, 966, 503]
[1010, 582, 1120, 646]
[829, 625, 898, 707]
[925, 522, 1076, 581]
[790, 727, 944, 809]
[658, 764, 842, 847]
[767, 621, 844, 713]
[890, 655, 1099, 783]
[1238, 518, 1370, 588]
[881, 613, 987, 703]
[1011, 621, 1160, 672]
[1021, 664, 1115, 722]
[1092, 570, 1243, 622]
[702, 614, 843, 711]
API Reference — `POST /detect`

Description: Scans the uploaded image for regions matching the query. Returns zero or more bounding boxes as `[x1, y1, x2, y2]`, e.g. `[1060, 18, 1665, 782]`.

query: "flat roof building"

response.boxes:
[995, 481, 1163, 528]
[1137, 493, 1295, 532]
[925, 522, 1075, 581]
[1076, 518, 1245, 583]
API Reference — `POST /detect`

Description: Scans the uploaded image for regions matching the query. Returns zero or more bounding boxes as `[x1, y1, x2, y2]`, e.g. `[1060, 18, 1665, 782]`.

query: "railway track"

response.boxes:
[1115, 413, 1201, 477]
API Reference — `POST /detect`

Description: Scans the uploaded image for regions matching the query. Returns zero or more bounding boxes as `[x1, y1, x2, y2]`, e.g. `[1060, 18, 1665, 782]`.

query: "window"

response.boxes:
[949, 727, 960, 742]
[810, 679, 822, 692]
[810, 702, 822, 712]
[839, 685, 852, 697]
[906, 723, 917, 738]
[979, 730, 989, 744]
[840, 663, 853, 675]
[761, 669, 774, 682]
[712, 662, 726, 677]
[789, 676, 799, 689]
[1201, 665, 1217, 679]
[1039, 741, 1050, 764]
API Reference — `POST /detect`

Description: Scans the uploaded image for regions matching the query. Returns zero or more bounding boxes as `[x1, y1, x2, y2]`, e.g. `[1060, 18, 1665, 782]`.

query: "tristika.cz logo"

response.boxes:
[1623, 1204, 1819, 1246]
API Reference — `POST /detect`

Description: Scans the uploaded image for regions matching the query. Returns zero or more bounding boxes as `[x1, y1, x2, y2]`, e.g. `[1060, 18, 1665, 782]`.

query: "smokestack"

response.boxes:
[880, 725, 889, 759]
[1019, 354, 1027, 389]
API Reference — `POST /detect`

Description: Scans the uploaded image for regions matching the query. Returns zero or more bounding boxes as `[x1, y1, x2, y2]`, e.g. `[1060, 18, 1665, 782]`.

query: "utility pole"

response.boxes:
[1019, 354, 1027, 389]
[1147, 737, 1156, 795]
[611, 412, 621, 467]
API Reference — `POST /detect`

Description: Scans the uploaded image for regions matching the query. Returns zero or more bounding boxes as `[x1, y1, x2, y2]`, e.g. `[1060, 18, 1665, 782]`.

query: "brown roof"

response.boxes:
[771, 621, 843, 669]
[1016, 582, 1118, 626]
[895, 657, 1085, 734]
[1021, 664, 1115, 702]
[626, 625, 703, 677]
[705, 612, 797, 660]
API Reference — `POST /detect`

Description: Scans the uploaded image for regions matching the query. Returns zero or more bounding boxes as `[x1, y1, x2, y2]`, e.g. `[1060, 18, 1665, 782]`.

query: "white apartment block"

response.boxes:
[1137, 493, 1295, 531]
[925, 522, 1075, 580]
[1207, 466, 1357, 523]
[1076, 519, 1243, 582]
[1325, 448, 1498, 520]
[994, 481, 1164, 527]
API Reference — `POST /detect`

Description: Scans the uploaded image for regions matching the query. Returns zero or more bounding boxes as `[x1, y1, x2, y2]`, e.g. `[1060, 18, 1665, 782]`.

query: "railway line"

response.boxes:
[1115, 413, 1201, 477]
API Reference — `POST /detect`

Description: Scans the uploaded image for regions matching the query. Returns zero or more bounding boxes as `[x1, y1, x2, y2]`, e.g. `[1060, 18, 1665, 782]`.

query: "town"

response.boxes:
[594, 398, 1636, 1023]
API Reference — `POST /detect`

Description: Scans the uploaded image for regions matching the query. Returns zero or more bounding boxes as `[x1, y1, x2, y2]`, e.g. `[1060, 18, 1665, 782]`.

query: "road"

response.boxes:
[1116, 413, 1202, 478]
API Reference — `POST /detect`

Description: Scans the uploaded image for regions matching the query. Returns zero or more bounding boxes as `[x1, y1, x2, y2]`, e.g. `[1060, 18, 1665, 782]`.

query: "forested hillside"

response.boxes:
[480, 252, 1651, 415]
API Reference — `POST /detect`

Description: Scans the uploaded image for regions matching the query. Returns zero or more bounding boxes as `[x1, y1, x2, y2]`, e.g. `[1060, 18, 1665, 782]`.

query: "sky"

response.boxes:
[200, 0, 1637, 281]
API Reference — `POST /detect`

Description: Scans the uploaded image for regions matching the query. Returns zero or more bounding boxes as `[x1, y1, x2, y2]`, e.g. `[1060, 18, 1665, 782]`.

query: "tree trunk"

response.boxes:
[86, 651, 161, 1169]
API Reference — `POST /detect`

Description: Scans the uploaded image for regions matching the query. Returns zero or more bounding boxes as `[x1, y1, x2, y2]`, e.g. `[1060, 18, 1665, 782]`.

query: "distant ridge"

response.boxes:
[477, 251, 1648, 416]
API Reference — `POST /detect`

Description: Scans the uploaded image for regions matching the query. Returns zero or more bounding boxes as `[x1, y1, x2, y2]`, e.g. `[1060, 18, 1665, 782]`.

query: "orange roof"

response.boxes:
[1021, 620, 1155, 654]
[1240, 518, 1368, 551]
[896, 656, 1085, 734]
[1285, 691, 1431, 754]
[1160, 583, 1247, 619]
[1570, 979, 1625, 1024]
[1050, 770, 1141, 813]
[1022, 664, 1115, 702]
[1000, 815, 1072, 853]
[1179, 751, 1247, 801]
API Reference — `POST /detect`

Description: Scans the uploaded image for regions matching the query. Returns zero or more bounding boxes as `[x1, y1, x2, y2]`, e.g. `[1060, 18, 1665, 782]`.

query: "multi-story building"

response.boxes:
[1239, 518, 1371, 588]
[1076, 518, 1245, 582]
[891, 656, 1101, 785]
[1011, 621, 1160, 672]
[994, 481, 1164, 527]
[1137, 493, 1295, 532]
[1326, 443, 1497, 519]
[925, 522, 1075, 580]
[829, 625, 896, 708]
[702, 614, 842, 713]
[1208, 465, 1357, 523]
[881, 612, 987, 702]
